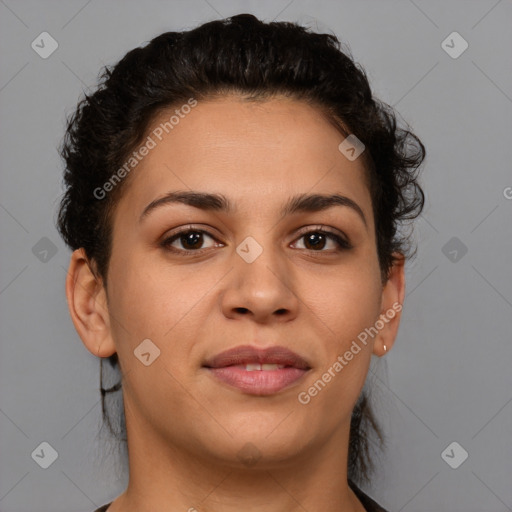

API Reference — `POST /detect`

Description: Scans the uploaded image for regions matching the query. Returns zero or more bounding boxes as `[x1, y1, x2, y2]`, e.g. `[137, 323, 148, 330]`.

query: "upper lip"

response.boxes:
[203, 345, 311, 370]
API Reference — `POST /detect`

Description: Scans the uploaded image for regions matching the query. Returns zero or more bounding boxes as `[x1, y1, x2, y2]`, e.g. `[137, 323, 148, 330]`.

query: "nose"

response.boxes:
[220, 239, 299, 324]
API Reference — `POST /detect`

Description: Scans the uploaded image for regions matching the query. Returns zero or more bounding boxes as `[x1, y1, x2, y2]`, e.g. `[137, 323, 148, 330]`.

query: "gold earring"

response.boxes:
[383, 344, 387, 353]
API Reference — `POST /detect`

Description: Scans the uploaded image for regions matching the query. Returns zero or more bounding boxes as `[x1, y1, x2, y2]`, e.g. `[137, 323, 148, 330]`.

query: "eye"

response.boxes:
[160, 227, 222, 254]
[292, 227, 351, 252]
[160, 225, 352, 256]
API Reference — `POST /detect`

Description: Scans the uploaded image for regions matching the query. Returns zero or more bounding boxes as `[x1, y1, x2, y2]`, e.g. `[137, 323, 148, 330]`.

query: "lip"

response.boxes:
[203, 345, 311, 396]
[203, 345, 311, 369]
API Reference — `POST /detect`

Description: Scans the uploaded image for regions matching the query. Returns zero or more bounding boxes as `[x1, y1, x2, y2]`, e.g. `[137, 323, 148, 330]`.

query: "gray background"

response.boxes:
[1, 1, 511, 511]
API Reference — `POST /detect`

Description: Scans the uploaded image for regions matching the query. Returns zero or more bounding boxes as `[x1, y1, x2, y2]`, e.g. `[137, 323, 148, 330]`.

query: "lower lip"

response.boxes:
[205, 366, 308, 395]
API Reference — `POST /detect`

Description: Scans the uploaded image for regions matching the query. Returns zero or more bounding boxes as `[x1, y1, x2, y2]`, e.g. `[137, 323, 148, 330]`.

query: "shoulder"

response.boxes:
[348, 479, 389, 512]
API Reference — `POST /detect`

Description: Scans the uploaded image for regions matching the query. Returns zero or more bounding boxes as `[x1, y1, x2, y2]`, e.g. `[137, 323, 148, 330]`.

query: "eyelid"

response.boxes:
[160, 225, 222, 252]
[293, 224, 349, 243]
[290, 225, 352, 252]
[160, 224, 352, 254]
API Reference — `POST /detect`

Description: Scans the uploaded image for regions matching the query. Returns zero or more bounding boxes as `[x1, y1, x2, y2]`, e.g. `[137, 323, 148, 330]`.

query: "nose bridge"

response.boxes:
[235, 231, 287, 291]
[222, 230, 299, 320]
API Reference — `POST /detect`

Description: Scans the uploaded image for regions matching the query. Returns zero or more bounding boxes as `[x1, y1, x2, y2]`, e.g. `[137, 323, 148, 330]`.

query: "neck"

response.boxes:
[107, 414, 366, 512]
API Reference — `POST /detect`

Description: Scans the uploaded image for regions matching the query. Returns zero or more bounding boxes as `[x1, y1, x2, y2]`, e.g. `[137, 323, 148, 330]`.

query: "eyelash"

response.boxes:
[160, 225, 352, 256]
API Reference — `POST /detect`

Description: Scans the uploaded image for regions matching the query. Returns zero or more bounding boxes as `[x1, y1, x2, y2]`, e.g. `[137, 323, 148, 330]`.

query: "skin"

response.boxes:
[66, 95, 405, 512]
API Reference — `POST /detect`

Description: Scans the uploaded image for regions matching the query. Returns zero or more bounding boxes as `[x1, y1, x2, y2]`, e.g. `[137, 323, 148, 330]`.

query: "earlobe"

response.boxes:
[65, 248, 116, 358]
[373, 252, 406, 357]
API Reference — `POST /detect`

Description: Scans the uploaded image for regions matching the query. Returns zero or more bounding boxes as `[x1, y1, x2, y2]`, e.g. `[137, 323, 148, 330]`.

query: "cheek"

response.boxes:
[301, 262, 382, 396]
[335, 279, 381, 339]
[306, 262, 382, 340]
[106, 251, 223, 360]
[105, 256, 213, 432]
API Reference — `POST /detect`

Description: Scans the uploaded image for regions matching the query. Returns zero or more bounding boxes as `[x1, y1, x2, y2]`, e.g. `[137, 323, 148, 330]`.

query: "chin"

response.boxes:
[205, 426, 314, 468]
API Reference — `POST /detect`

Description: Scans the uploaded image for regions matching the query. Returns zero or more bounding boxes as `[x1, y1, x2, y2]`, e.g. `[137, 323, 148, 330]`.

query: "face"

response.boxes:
[70, 95, 404, 468]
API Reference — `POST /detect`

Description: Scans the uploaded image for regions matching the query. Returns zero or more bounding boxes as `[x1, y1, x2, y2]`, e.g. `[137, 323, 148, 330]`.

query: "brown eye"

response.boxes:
[178, 231, 204, 250]
[293, 229, 351, 252]
[161, 229, 220, 254]
[303, 232, 328, 250]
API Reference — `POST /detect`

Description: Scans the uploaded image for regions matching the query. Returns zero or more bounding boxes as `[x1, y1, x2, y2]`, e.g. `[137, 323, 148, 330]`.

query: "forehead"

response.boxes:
[113, 95, 373, 226]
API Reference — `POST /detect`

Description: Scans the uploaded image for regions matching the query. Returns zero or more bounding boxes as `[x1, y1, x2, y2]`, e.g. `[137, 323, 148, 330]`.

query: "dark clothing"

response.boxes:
[93, 480, 388, 512]
[349, 479, 389, 512]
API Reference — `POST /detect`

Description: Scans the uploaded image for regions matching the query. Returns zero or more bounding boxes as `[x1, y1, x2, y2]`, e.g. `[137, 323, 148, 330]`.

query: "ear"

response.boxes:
[372, 252, 406, 357]
[65, 248, 116, 358]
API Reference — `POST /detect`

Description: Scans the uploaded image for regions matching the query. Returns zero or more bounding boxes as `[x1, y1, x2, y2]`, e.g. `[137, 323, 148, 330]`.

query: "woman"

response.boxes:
[57, 13, 425, 512]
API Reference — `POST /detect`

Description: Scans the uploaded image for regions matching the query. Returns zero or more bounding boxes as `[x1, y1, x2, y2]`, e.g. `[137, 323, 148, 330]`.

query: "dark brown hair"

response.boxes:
[56, 13, 425, 486]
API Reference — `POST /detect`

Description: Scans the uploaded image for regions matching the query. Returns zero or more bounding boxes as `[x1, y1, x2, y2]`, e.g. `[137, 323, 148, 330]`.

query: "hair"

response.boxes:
[56, 13, 425, 487]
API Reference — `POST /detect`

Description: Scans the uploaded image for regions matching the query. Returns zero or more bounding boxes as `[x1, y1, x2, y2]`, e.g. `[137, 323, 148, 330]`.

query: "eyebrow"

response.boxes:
[139, 190, 367, 228]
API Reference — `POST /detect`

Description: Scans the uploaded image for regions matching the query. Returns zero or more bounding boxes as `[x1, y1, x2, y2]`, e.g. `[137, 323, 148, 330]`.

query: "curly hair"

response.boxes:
[56, 13, 425, 487]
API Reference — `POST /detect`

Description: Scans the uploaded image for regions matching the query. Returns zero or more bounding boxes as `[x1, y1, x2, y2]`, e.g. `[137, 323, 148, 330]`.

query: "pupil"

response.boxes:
[306, 233, 325, 250]
[183, 232, 202, 249]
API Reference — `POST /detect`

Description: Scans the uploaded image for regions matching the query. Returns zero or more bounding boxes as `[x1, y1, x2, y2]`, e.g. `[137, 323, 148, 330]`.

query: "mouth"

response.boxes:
[202, 345, 311, 396]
